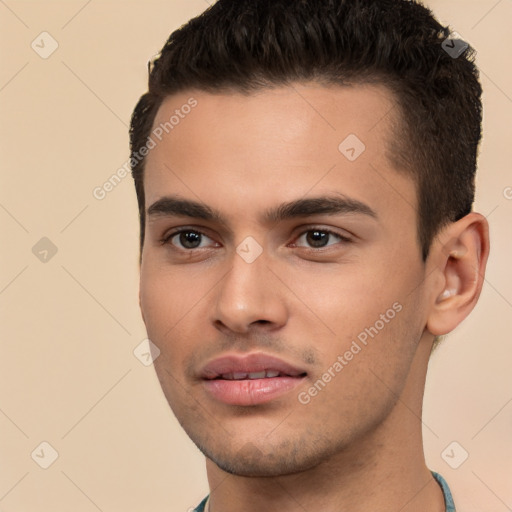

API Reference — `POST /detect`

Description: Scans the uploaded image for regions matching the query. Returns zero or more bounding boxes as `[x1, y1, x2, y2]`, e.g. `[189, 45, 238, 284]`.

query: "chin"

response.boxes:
[207, 452, 321, 478]
[191, 432, 338, 477]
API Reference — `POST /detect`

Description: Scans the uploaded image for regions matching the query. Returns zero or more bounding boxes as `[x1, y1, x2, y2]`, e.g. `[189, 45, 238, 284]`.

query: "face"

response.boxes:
[139, 83, 431, 477]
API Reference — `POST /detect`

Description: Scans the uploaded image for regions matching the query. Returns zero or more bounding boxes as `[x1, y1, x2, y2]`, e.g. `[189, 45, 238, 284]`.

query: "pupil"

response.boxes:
[180, 231, 201, 248]
[307, 230, 328, 247]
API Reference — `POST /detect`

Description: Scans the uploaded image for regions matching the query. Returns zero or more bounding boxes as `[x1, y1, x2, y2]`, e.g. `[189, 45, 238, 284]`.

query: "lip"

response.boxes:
[200, 352, 307, 406]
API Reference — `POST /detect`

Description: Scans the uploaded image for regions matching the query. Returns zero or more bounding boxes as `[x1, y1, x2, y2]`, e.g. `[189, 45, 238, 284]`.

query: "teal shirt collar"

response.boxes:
[432, 471, 456, 511]
[194, 471, 456, 511]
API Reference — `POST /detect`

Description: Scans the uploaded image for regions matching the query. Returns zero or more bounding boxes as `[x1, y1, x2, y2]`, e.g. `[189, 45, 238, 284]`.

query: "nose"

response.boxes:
[212, 248, 288, 335]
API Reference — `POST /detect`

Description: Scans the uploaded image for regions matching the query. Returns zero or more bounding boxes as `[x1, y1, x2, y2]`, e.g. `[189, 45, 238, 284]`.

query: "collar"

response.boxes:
[196, 471, 456, 512]
[431, 471, 456, 511]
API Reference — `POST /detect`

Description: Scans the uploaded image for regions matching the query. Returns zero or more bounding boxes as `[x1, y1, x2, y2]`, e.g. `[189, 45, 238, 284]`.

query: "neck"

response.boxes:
[204, 337, 445, 512]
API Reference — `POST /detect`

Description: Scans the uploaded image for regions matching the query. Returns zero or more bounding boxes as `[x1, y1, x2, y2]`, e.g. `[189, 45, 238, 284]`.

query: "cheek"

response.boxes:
[285, 262, 406, 342]
[299, 297, 422, 433]
[140, 262, 209, 334]
[140, 271, 170, 337]
[139, 267, 192, 373]
[294, 258, 424, 377]
[139, 269, 198, 409]
[139, 262, 224, 384]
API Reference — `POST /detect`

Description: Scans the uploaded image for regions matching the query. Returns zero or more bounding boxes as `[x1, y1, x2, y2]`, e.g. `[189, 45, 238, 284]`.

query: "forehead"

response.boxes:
[143, 83, 415, 227]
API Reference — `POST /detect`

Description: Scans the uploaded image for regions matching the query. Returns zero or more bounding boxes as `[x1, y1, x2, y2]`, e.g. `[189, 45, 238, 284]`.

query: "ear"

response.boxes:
[426, 212, 490, 336]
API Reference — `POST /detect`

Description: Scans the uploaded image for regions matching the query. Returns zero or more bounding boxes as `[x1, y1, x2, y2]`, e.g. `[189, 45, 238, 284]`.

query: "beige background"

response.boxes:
[0, 0, 511, 510]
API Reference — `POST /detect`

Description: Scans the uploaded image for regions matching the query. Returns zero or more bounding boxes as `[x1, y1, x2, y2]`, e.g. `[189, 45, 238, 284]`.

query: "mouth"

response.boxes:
[212, 370, 299, 380]
[200, 353, 308, 406]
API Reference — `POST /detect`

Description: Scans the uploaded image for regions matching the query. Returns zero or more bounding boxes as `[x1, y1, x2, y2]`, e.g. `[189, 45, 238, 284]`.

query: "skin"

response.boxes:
[139, 83, 489, 512]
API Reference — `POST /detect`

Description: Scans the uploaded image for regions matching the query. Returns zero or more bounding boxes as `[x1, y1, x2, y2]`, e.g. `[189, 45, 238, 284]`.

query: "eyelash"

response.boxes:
[159, 227, 353, 251]
[159, 228, 218, 249]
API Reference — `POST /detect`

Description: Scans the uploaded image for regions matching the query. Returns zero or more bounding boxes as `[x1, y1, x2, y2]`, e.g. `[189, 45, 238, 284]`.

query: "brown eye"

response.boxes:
[295, 229, 351, 249]
[162, 229, 216, 250]
[179, 231, 202, 249]
[306, 230, 330, 247]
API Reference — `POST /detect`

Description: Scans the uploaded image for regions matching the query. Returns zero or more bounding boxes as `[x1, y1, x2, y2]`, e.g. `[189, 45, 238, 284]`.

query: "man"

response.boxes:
[129, 0, 489, 510]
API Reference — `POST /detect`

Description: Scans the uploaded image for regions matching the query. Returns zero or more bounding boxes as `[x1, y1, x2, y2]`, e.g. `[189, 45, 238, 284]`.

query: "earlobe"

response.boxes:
[426, 212, 490, 336]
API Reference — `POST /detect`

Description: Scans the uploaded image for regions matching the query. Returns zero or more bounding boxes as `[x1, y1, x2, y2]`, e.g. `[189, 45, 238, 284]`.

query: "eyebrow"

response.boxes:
[147, 194, 378, 224]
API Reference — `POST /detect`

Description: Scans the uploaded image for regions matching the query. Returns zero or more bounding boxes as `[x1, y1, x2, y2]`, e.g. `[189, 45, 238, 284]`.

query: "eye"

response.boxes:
[294, 228, 351, 249]
[161, 229, 218, 250]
